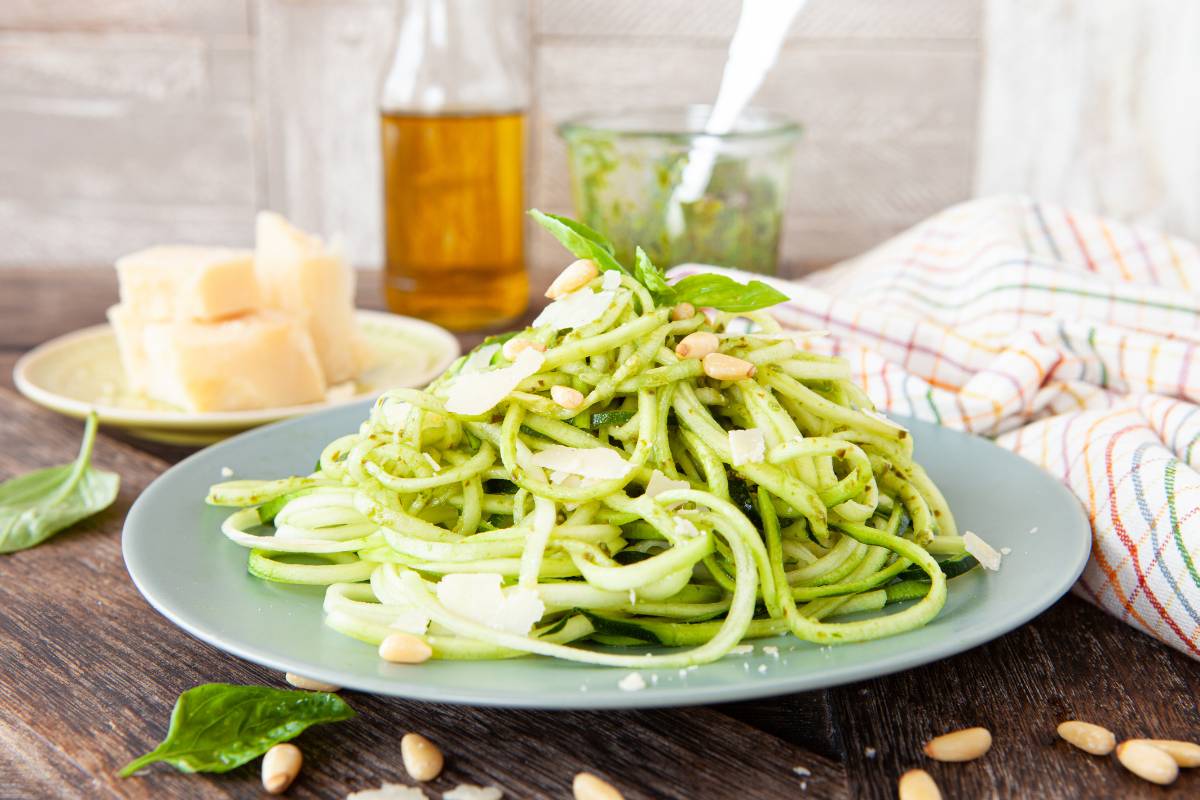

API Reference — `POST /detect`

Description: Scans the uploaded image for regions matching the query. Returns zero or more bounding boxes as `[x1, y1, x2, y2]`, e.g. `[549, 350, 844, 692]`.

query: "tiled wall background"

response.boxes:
[11, 1, 1199, 284]
[0, 0, 984, 282]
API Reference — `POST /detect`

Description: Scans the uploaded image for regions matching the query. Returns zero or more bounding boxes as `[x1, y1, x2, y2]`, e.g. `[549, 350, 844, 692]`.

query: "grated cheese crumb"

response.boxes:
[763, 645, 780, 657]
[730, 644, 754, 655]
[220, 466, 233, 478]
[963, 530, 1003, 571]
[757, 664, 768, 674]
[865, 747, 877, 759]
[793, 766, 812, 777]
[618, 672, 646, 692]
[1000, 546, 1012, 555]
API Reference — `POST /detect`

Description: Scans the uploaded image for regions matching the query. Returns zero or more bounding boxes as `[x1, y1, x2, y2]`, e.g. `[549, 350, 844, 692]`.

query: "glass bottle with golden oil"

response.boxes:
[379, 0, 529, 331]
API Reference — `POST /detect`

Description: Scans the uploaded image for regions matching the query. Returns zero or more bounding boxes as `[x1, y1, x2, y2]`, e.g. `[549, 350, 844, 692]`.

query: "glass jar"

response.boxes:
[379, 0, 529, 331]
[560, 106, 801, 275]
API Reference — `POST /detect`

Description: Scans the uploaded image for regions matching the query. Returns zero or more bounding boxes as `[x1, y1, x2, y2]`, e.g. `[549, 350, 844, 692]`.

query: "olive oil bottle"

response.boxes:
[379, 0, 529, 331]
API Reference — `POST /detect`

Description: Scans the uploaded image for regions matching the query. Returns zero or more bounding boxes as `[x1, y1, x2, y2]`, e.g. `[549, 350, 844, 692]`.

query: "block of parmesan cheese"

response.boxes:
[140, 310, 327, 412]
[115, 246, 260, 322]
[107, 304, 151, 393]
[254, 212, 366, 384]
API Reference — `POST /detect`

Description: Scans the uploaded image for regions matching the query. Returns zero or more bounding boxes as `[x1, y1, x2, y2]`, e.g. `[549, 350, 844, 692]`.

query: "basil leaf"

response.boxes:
[633, 246, 675, 305]
[670, 274, 790, 312]
[119, 684, 355, 776]
[0, 412, 119, 554]
[528, 210, 628, 275]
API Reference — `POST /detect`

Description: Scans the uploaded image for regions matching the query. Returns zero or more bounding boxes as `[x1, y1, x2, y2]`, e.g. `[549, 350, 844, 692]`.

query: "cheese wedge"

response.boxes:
[107, 304, 151, 393]
[140, 310, 326, 412]
[115, 246, 260, 322]
[254, 212, 365, 384]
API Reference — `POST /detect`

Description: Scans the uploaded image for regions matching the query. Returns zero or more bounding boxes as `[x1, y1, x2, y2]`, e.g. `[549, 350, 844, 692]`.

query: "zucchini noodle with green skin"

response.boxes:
[207, 214, 977, 669]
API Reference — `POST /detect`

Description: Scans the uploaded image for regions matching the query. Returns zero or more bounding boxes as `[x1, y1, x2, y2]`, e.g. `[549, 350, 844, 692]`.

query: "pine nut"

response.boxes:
[379, 632, 433, 663]
[262, 743, 302, 794]
[573, 772, 623, 800]
[702, 352, 756, 381]
[502, 338, 546, 361]
[1116, 740, 1179, 785]
[401, 732, 444, 781]
[670, 302, 696, 321]
[675, 331, 719, 360]
[923, 727, 992, 762]
[284, 672, 340, 693]
[897, 769, 941, 800]
[551, 385, 585, 410]
[1130, 739, 1200, 768]
[1057, 720, 1116, 755]
[546, 259, 599, 299]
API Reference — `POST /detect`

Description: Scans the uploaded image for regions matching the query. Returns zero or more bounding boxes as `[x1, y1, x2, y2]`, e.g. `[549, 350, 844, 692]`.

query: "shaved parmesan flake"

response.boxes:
[377, 400, 413, 430]
[346, 783, 428, 800]
[618, 672, 646, 691]
[462, 343, 500, 373]
[443, 786, 503, 800]
[645, 469, 690, 500]
[674, 518, 701, 539]
[530, 445, 632, 480]
[963, 530, 1002, 570]
[724, 316, 756, 335]
[728, 428, 766, 466]
[601, 269, 621, 291]
[532, 288, 614, 331]
[436, 573, 545, 635]
[444, 348, 544, 415]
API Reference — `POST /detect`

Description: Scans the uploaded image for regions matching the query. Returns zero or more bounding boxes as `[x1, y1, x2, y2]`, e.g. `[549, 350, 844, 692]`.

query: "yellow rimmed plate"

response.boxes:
[13, 310, 459, 445]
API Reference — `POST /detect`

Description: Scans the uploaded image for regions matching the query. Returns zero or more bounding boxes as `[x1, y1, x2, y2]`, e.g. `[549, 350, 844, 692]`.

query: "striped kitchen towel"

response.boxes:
[672, 195, 1200, 660]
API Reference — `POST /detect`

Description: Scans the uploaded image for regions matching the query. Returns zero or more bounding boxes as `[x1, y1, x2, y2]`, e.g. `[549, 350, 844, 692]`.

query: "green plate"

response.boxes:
[123, 400, 1091, 709]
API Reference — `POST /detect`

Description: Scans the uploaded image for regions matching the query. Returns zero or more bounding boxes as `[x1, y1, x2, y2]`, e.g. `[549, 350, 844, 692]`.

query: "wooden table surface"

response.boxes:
[2, 267, 1198, 800]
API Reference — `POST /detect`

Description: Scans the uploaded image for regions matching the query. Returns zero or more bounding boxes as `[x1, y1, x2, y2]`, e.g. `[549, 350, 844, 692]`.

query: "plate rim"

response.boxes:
[13, 310, 460, 431]
[122, 402, 1093, 709]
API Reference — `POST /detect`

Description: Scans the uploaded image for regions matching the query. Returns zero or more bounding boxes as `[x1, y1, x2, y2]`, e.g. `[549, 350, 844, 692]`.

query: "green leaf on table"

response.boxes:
[119, 683, 356, 776]
[0, 412, 119, 554]
[633, 246, 675, 305]
[528, 210, 628, 275]
[669, 274, 790, 313]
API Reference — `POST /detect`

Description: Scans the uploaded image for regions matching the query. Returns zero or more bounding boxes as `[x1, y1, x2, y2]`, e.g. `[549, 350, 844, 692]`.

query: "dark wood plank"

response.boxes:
[829, 596, 1200, 799]
[0, 386, 843, 799]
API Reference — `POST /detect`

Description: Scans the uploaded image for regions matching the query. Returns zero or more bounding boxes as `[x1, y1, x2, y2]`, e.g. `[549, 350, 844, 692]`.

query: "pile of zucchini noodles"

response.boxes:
[209, 220, 975, 668]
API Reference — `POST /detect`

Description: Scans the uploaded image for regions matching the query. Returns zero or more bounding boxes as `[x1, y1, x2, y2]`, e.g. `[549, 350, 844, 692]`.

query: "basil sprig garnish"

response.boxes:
[530, 209, 789, 312]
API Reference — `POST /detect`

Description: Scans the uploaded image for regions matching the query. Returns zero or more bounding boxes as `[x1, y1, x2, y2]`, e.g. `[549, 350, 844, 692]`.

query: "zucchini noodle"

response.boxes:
[207, 228, 977, 669]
